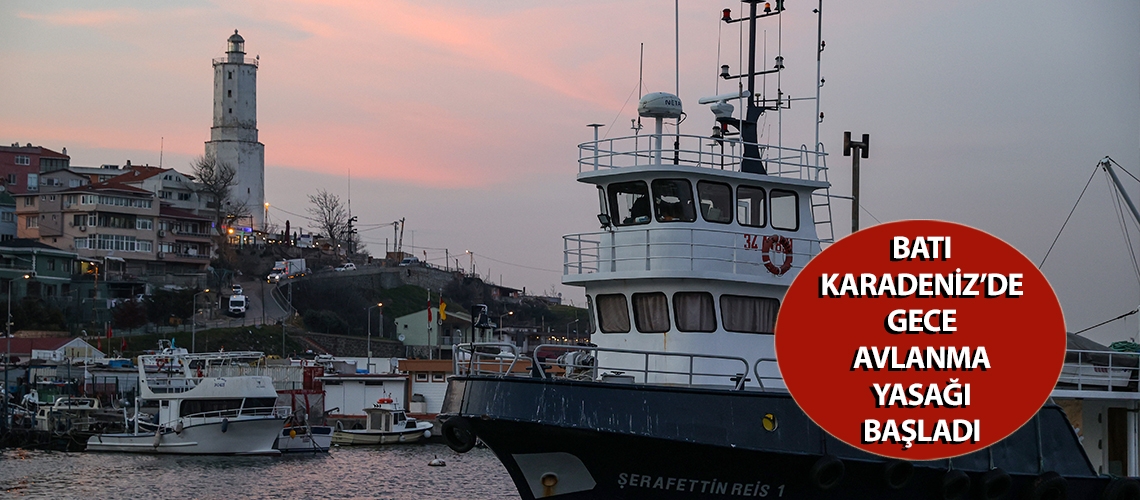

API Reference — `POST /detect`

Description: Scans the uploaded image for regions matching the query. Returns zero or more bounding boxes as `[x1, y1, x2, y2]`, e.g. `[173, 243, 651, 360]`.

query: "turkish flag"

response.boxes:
[106, 322, 112, 339]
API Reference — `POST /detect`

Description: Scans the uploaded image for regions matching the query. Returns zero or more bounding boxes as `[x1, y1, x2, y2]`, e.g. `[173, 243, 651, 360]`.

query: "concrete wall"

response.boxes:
[303, 332, 402, 358]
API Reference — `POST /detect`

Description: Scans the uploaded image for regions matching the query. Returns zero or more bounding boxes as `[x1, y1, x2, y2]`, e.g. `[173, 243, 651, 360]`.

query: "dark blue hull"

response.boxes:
[442, 376, 1129, 499]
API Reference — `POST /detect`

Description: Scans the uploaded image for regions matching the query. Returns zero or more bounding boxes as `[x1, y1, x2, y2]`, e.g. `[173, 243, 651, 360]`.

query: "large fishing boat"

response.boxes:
[440, 2, 1139, 499]
[86, 350, 287, 455]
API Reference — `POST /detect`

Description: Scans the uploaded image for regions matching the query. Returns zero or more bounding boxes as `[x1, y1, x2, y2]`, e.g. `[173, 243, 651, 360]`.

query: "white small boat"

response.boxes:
[34, 396, 101, 434]
[331, 399, 433, 445]
[275, 414, 333, 453]
[86, 350, 287, 455]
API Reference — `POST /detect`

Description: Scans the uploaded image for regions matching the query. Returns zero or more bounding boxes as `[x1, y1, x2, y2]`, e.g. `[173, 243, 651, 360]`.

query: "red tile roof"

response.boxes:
[112, 166, 169, 183]
[159, 204, 210, 221]
[5, 337, 73, 355]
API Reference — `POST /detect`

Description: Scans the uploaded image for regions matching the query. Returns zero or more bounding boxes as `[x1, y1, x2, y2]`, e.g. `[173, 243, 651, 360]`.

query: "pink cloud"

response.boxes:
[17, 8, 142, 27]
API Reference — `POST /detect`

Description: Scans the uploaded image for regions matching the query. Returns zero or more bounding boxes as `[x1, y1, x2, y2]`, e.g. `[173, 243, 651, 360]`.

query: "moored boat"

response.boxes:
[331, 399, 432, 446]
[86, 350, 287, 455]
[439, 2, 1139, 499]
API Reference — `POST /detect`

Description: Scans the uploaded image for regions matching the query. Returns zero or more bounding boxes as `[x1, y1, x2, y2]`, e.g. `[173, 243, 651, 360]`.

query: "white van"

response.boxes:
[228, 295, 248, 317]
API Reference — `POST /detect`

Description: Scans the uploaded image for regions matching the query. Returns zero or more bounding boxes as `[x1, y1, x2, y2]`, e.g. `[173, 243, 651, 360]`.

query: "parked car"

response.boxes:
[398, 257, 420, 267]
[335, 262, 357, 272]
[231, 284, 243, 295]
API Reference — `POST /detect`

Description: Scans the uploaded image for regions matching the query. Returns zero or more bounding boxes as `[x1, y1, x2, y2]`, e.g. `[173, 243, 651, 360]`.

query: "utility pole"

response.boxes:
[843, 131, 870, 234]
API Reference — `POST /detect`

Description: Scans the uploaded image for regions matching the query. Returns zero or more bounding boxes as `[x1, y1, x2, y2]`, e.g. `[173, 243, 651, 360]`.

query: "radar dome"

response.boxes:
[638, 92, 683, 119]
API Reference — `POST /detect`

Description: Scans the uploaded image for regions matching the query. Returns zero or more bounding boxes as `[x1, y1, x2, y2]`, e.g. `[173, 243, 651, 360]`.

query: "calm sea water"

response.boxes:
[0, 443, 520, 499]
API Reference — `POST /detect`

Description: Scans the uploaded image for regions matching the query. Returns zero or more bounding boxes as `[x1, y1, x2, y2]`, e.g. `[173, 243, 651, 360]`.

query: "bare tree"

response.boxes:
[307, 189, 350, 248]
[190, 154, 248, 256]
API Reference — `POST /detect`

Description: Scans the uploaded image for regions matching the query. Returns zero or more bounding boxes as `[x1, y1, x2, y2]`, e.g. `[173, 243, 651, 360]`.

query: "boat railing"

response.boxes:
[176, 405, 289, 428]
[454, 342, 754, 391]
[1054, 349, 1140, 396]
[578, 133, 827, 181]
[564, 227, 820, 277]
[453, 343, 526, 377]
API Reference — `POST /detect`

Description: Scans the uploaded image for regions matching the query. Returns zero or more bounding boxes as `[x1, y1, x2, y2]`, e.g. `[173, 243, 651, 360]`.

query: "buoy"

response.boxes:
[423, 429, 432, 439]
[809, 455, 844, 491]
[428, 456, 446, 467]
[289, 429, 297, 439]
[175, 421, 184, 435]
[221, 418, 229, 433]
[153, 429, 162, 448]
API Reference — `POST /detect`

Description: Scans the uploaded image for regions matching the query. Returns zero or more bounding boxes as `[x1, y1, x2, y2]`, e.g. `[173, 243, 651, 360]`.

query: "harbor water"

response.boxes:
[0, 443, 519, 499]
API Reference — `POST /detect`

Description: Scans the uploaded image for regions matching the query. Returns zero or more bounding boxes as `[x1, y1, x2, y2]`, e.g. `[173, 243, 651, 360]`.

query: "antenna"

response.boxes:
[159, 137, 163, 168]
[636, 43, 644, 134]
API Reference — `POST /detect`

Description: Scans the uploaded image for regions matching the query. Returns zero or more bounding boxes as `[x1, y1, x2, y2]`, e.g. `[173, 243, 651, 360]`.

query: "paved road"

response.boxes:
[193, 276, 291, 331]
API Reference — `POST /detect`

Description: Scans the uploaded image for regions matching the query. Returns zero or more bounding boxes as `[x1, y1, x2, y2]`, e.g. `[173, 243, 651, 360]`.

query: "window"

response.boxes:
[1, 212, 12, 223]
[24, 216, 37, 228]
[608, 181, 650, 226]
[720, 295, 779, 334]
[47, 259, 55, 271]
[632, 292, 670, 333]
[137, 240, 153, 252]
[596, 294, 631, 333]
[159, 191, 172, 199]
[136, 218, 153, 230]
[228, 108, 232, 114]
[737, 185, 766, 228]
[415, 373, 428, 382]
[697, 181, 733, 224]
[6, 174, 15, 185]
[585, 295, 596, 334]
[73, 214, 89, 227]
[770, 189, 799, 231]
[228, 71, 232, 79]
[177, 192, 192, 201]
[651, 179, 696, 223]
[14, 156, 30, 166]
[432, 372, 446, 382]
[26, 174, 37, 191]
[674, 292, 716, 332]
[69, 179, 81, 187]
[227, 90, 232, 97]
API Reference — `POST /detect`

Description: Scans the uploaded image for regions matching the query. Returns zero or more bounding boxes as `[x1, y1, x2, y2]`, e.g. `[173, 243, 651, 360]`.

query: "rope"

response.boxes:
[1074, 307, 1138, 335]
[1038, 163, 1099, 268]
[1110, 340, 1140, 353]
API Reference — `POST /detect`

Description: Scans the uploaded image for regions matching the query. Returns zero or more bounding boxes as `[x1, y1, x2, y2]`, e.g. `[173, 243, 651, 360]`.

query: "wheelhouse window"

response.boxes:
[651, 179, 696, 223]
[697, 181, 733, 224]
[596, 294, 631, 333]
[586, 295, 597, 334]
[737, 185, 766, 227]
[674, 292, 716, 332]
[770, 189, 799, 231]
[720, 295, 779, 334]
[631, 292, 670, 333]
[608, 181, 651, 226]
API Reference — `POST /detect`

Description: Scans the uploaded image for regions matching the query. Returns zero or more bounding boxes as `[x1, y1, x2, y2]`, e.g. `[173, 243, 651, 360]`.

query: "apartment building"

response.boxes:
[0, 143, 69, 194]
[16, 180, 160, 277]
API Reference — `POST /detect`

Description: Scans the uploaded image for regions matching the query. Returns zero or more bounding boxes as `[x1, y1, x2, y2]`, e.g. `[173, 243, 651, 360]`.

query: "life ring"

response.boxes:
[1102, 477, 1140, 500]
[156, 358, 167, 370]
[980, 468, 1011, 500]
[1024, 471, 1066, 500]
[761, 235, 794, 276]
[809, 455, 844, 491]
[941, 470, 970, 500]
[882, 459, 913, 490]
[335, 420, 344, 432]
[442, 418, 477, 453]
[377, 398, 393, 405]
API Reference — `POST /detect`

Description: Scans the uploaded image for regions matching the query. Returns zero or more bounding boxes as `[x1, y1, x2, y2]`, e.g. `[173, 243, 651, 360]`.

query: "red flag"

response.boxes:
[427, 299, 432, 322]
[106, 322, 112, 339]
[121, 337, 127, 352]
[97, 338, 102, 352]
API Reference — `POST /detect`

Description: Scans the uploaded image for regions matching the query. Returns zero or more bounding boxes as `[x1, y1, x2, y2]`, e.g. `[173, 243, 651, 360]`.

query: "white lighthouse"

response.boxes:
[205, 29, 265, 230]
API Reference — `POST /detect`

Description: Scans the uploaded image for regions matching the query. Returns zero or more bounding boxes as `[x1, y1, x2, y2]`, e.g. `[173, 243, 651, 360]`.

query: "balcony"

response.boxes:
[212, 56, 258, 67]
[1052, 349, 1140, 400]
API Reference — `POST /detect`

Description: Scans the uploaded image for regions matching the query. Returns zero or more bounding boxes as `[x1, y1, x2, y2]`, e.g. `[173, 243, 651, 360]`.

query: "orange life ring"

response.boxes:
[377, 398, 393, 405]
[156, 358, 167, 369]
[761, 235, 794, 276]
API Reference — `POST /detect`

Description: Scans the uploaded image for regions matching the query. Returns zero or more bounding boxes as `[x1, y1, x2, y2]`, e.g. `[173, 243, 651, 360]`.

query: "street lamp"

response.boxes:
[366, 302, 383, 374]
[565, 319, 580, 341]
[192, 289, 210, 353]
[498, 311, 514, 344]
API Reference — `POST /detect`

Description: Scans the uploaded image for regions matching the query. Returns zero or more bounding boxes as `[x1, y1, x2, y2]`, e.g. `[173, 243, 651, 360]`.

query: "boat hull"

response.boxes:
[275, 425, 333, 452]
[86, 417, 284, 455]
[444, 376, 1116, 500]
[331, 426, 430, 446]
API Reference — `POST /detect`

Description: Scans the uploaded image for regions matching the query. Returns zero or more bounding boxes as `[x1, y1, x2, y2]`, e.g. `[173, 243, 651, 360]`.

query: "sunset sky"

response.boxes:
[2, 1, 1138, 343]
